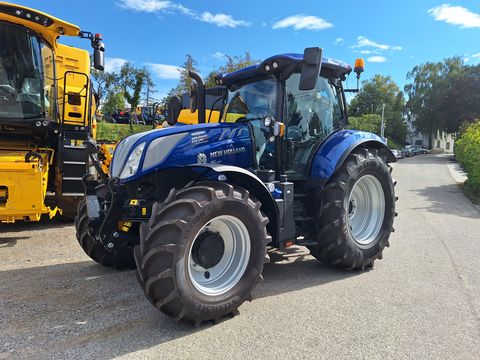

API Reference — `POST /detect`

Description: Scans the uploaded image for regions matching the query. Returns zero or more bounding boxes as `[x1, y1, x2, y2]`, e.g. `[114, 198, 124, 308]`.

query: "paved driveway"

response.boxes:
[1, 154, 479, 359]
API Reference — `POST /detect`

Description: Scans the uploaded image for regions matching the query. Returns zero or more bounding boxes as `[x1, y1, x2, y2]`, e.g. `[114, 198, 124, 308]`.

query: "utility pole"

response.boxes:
[380, 103, 385, 138]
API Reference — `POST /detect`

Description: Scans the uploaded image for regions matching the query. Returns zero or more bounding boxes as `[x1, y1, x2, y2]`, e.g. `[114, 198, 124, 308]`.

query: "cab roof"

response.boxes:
[220, 53, 352, 87]
[0, 2, 80, 47]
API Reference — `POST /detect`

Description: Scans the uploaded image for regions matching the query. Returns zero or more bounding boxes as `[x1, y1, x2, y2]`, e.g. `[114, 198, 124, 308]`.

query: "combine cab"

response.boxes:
[0, 2, 105, 222]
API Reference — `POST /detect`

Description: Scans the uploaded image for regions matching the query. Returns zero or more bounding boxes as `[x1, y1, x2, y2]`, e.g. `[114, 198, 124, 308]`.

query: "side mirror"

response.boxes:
[299, 47, 322, 91]
[166, 96, 182, 126]
[93, 41, 105, 71]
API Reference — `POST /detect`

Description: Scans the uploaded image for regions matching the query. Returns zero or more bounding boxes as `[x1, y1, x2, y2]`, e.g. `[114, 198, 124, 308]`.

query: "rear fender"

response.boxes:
[310, 130, 396, 185]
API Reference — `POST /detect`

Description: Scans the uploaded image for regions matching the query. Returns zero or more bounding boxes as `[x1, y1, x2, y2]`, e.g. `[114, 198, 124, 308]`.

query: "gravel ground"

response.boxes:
[1, 154, 480, 359]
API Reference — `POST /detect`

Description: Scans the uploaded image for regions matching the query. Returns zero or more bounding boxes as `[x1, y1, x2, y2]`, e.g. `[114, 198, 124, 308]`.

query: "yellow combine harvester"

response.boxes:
[0, 2, 105, 222]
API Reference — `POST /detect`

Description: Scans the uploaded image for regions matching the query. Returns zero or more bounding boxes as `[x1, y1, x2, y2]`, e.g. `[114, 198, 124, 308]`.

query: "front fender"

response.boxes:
[309, 130, 396, 183]
[187, 164, 278, 246]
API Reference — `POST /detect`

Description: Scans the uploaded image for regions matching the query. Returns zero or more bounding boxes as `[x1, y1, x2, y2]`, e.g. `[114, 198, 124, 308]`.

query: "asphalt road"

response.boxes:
[1, 154, 480, 359]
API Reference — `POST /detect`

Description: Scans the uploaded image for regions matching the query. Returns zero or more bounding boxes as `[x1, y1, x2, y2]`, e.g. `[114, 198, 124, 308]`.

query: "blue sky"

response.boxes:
[16, 0, 480, 100]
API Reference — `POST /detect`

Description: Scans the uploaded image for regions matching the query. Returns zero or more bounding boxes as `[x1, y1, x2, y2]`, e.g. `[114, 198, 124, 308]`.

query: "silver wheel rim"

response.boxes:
[188, 215, 251, 296]
[347, 174, 385, 245]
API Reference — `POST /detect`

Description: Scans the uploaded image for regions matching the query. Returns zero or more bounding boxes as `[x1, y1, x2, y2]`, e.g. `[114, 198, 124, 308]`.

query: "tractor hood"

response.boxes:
[110, 123, 254, 182]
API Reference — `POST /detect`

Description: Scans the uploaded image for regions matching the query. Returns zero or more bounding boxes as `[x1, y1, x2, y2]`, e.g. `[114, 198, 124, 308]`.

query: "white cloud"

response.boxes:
[428, 4, 480, 28]
[105, 57, 128, 73]
[359, 50, 375, 55]
[471, 53, 480, 58]
[117, 0, 172, 12]
[199, 12, 250, 28]
[367, 56, 387, 63]
[334, 37, 344, 45]
[117, 0, 249, 28]
[145, 63, 182, 79]
[352, 36, 401, 51]
[212, 51, 226, 60]
[273, 15, 333, 31]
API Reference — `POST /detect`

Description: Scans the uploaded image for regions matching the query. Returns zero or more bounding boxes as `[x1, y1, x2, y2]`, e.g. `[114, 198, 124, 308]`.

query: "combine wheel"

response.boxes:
[309, 147, 397, 270]
[135, 182, 270, 325]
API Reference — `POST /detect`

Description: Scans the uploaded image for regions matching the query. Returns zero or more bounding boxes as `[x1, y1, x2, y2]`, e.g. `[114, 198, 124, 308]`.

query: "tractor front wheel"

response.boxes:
[75, 199, 136, 269]
[308, 147, 396, 270]
[135, 182, 270, 325]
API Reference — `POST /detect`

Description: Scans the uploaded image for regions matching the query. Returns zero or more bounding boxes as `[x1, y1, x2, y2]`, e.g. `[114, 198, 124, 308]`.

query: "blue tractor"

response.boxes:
[77, 48, 397, 325]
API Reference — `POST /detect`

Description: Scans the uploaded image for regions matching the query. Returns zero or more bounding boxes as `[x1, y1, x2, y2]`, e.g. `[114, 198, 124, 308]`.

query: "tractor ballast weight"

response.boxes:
[77, 47, 397, 325]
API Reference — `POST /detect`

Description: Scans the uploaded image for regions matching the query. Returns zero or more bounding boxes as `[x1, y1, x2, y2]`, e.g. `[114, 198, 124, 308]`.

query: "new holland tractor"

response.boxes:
[0, 2, 104, 222]
[77, 48, 397, 325]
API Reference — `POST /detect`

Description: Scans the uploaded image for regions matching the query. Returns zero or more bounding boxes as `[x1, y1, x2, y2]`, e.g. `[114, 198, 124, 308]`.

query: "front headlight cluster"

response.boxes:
[119, 142, 145, 179]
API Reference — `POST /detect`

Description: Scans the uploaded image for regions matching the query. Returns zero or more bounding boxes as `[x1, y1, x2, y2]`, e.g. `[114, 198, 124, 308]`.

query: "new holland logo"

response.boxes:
[197, 153, 208, 164]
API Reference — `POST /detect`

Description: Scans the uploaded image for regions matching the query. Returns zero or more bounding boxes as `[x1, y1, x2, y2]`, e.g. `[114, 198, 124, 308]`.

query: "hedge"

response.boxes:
[96, 123, 152, 142]
[455, 121, 480, 192]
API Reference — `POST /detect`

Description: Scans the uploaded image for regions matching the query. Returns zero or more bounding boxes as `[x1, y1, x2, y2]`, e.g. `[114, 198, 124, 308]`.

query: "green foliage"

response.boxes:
[349, 75, 407, 145]
[205, 52, 258, 87]
[404, 57, 479, 146]
[102, 89, 125, 116]
[455, 121, 480, 192]
[348, 114, 382, 134]
[96, 123, 152, 142]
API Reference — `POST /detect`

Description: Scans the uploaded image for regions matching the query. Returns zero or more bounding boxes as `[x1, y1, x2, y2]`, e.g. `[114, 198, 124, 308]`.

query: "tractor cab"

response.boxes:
[219, 53, 349, 179]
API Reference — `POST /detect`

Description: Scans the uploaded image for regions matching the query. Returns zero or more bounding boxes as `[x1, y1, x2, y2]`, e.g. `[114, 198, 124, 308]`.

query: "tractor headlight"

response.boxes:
[119, 142, 145, 179]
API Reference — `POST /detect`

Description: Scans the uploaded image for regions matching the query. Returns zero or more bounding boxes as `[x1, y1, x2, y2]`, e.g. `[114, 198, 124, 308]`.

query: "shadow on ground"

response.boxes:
[0, 247, 359, 359]
[0, 217, 72, 234]
[412, 183, 480, 219]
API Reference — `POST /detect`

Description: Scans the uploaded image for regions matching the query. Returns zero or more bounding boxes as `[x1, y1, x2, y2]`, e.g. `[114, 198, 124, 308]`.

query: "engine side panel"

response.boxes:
[121, 123, 255, 183]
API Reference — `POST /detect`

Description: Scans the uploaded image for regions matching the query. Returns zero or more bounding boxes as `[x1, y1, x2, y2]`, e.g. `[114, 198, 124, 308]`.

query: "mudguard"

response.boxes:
[188, 164, 279, 245]
[309, 130, 396, 183]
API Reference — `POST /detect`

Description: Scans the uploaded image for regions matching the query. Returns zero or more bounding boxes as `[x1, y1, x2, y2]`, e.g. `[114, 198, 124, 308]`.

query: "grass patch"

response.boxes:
[96, 123, 152, 142]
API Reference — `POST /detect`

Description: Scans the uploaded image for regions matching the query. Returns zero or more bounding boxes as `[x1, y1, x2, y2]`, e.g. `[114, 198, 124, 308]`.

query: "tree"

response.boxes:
[404, 57, 465, 147]
[205, 52, 258, 87]
[349, 75, 407, 145]
[348, 114, 382, 134]
[117, 63, 149, 130]
[102, 89, 125, 118]
[143, 71, 158, 106]
[91, 68, 116, 102]
[437, 64, 480, 133]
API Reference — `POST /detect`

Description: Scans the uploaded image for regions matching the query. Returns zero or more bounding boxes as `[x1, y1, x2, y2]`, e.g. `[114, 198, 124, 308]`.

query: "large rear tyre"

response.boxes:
[308, 147, 396, 270]
[135, 182, 271, 325]
[75, 199, 136, 269]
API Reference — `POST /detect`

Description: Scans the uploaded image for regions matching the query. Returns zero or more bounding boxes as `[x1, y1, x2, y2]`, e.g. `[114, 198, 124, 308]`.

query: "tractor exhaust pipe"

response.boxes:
[188, 71, 206, 124]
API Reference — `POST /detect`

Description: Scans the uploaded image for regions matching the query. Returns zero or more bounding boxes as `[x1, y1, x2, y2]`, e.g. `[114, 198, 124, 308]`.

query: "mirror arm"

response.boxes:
[188, 71, 206, 123]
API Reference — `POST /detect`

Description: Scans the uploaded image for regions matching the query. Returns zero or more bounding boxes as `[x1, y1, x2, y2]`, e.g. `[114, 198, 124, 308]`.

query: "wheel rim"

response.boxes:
[347, 174, 385, 245]
[188, 215, 251, 296]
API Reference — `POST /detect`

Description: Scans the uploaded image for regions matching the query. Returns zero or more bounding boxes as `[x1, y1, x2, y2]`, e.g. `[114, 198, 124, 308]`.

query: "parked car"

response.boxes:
[413, 145, 423, 155]
[111, 110, 131, 124]
[392, 149, 404, 159]
[401, 146, 414, 157]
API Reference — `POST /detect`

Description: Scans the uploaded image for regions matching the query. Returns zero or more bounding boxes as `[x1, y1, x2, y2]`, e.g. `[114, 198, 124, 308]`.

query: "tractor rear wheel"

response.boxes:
[75, 199, 136, 269]
[308, 147, 396, 270]
[135, 182, 270, 325]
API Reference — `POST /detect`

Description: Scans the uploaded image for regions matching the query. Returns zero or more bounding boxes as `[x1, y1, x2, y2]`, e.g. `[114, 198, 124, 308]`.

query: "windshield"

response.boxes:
[0, 22, 50, 120]
[224, 76, 277, 122]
